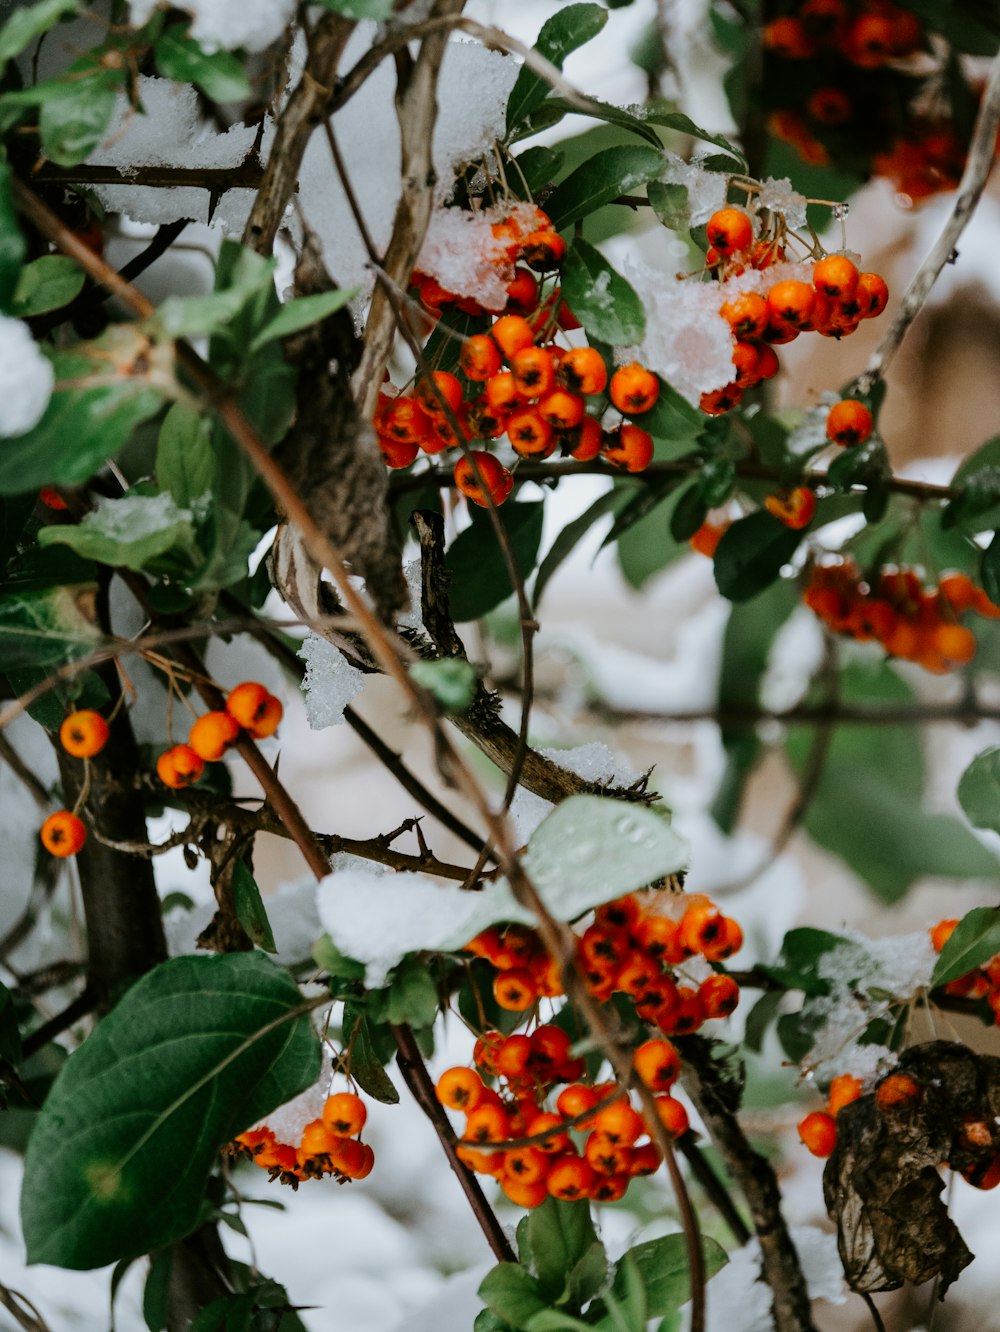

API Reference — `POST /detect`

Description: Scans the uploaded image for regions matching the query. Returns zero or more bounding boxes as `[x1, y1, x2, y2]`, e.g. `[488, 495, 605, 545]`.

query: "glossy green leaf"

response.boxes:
[479, 1265, 550, 1330]
[0, 0, 78, 69]
[760, 927, 847, 995]
[39, 76, 119, 166]
[154, 28, 251, 102]
[11, 254, 84, 317]
[341, 1007, 399, 1104]
[513, 146, 564, 196]
[958, 746, 1000, 834]
[606, 1234, 727, 1316]
[931, 907, 1000, 987]
[231, 861, 276, 953]
[0, 583, 103, 670]
[646, 180, 689, 231]
[560, 240, 645, 345]
[527, 1199, 601, 1303]
[143, 1250, 172, 1332]
[21, 953, 321, 1269]
[156, 402, 214, 508]
[189, 1295, 255, 1332]
[249, 288, 358, 353]
[638, 381, 704, 443]
[313, 0, 394, 18]
[409, 657, 477, 713]
[38, 492, 199, 573]
[386, 956, 439, 1029]
[542, 146, 665, 232]
[713, 511, 802, 601]
[505, 4, 607, 134]
[615, 484, 687, 589]
[669, 483, 707, 542]
[446, 502, 545, 621]
[942, 466, 1000, 533]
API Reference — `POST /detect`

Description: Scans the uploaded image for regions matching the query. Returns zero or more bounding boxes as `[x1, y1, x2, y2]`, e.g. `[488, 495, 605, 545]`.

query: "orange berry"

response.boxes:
[460, 334, 503, 383]
[689, 521, 727, 559]
[504, 1146, 551, 1187]
[188, 710, 240, 762]
[156, 743, 205, 789]
[602, 424, 653, 473]
[490, 314, 535, 361]
[569, 416, 603, 461]
[505, 268, 540, 314]
[547, 1153, 595, 1200]
[856, 272, 889, 318]
[699, 383, 743, 416]
[322, 1091, 367, 1136]
[635, 914, 685, 964]
[226, 682, 283, 738]
[590, 1173, 629, 1202]
[385, 396, 432, 444]
[40, 810, 86, 857]
[698, 974, 741, 1019]
[593, 1099, 644, 1147]
[353, 1142, 376, 1180]
[500, 1174, 549, 1208]
[798, 1110, 837, 1157]
[766, 280, 816, 328]
[465, 1102, 510, 1145]
[584, 1131, 632, 1176]
[930, 919, 959, 953]
[633, 1039, 681, 1092]
[328, 1136, 367, 1178]
[827, 1074, 863, 1117]
[812, 254, 860, 300]
[59, 710, 110, 759]
[678, 903, 725, 956]
[609, 363, 659, 415]
[556, 1084, 600, 1125]
[556, 346, 608, 397]
[493, 968, 538, 1011]
[510, 346, 555, 401]
[537, 388, 585, 430]
[298, 1118, 338, 1163]
[495, 1034, 532, 1080]
[525, 1112, 569, 1154]
[763, 15, 817, 57]
[520, 230, 566, 271]
[765, 486, 816, 530]
[506, 407, 554, 458]
[932, 621, 976, 667]
[705, 207, 754, 255]
[39, 486, 68, 510]
[650, 1094, 689, 1138]
[453, 452, 514, 508]
[379, 435, 419, 469]
[435, 1067, 484, 1112]
[703, 915, 743, 962]
[416, 370, 463, 420]
[720, 291, 769, 339]
[826, 399, 873, 447]
[807, 86, 852, 125]
[874, 1072, 921, 1113]
[962, 1153, 1000, 1190]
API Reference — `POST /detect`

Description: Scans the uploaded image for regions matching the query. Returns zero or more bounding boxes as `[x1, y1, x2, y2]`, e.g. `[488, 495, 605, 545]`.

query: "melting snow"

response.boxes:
[0, 316, 54, 436]
[299, 634, 367, 728]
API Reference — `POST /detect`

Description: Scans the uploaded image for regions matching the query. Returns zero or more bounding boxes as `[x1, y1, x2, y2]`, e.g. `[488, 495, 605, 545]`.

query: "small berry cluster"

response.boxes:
[466, 893, 743, 1033]
[230, 1091, 373, 1188]
[436, 1031, 690, 1209]
[798, 1071, 864, 1157]
[803, 560, 999, 673]
[702, 208, 889, 419]
[157, 681, 283, 789]
[931, 919, 1000, 1021]
[38, 709, 111, 858]
[763, 0, 992, 202]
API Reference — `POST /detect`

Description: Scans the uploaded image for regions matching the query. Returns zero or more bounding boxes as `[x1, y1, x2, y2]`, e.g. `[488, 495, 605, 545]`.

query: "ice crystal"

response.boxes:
[299, 635, 366, 729]
[660, 151, 728, 227]
[752, 176, 809, 231]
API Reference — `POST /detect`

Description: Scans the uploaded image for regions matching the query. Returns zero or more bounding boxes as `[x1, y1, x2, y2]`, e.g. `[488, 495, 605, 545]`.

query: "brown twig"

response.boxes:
[0, 731, 50, 807]
[851, 46, 1000, 396]
[21, 988, 98, 1059]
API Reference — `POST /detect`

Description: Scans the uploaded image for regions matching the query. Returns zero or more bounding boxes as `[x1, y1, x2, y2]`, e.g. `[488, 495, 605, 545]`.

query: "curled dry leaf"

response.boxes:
[823, 1040, 1000, 1296]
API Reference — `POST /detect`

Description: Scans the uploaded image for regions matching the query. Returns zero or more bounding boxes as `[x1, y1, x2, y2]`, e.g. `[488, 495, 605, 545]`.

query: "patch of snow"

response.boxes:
[508, 741, 642, 840]
[84, 490, 191, 540]
[128, 0, 296, 53]
[0, 316, 54, 436]
[752, 176, 809, 231]
[759, 608, 825, 714]
[660, 151, 728, 226]
[416, 201, 543, 312]
[299, 634, 367, 729]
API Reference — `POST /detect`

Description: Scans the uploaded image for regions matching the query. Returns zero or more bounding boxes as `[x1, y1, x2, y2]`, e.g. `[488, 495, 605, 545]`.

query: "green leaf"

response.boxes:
[607, 1234, 727, 1316]
[743, 989, 784, 1053]
[342, 1008, 399, 1104]
[231, 861, 276, 953]
[639, 381, 704, 443]
[479, 1264, 550, 1330]
[11, 255, 85, 317]
[40, 76, 119, 166]
[0, 162, 26, 310]
[953, 435, 1000, 486]
[669, 483, 707, 542]
[143, 1250, 172, 1332]
[189, 1295, 255, 1332]
[154, 28, 251, 103]
[0, 582, 103, 670]
[446, 502, 545, 621]
[156, 402, 214, 508]
[21, 952, 321, 1269]
[39, 492, 199, 573]
[535, 488, 627, 609]
[524, 1314, 592, 1332]
[505, 4, 608, 134]
[513, 147, 564, 197]
[311, 933, 366, 982]
[542, 146, 665, 232]
[522, 795, 687, 917]
[0, 333, 168, 494]
[932, 906, 1000, 987]
[312, 0, 394, 18]
[958, 747, 1000, 834]
[713, 511, 802, 601]
[566, 1240, 610, 1311]
[760, 927, 846, 995]
[409, 657, 477, 713]
[527, 1198, 601, 1303]
[0, 0, 78, 70]
[249, 288, 359, 354]
[646, 180, 689, 231]
[615, 484, 687, 590]
[386, 956, 439, 1029]
[560, 240, 645, 346]
[942, 466, 1000, 534]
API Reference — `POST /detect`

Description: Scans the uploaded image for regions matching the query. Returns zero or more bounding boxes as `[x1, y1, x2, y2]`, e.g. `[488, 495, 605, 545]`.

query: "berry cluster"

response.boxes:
[798, 1071, 864, 1157]
[931, 919, 1000, 1021]
[702, 208, 889, 418]
[38, 709, 111, 858]
[157, 681, 283, 789]
[466, 893, 743, 1031]
[436, 1032, 689, 1208]
[230, 1091, 374, 1188]
[763, 1, 990, 202]
[803, 560, 999, 673]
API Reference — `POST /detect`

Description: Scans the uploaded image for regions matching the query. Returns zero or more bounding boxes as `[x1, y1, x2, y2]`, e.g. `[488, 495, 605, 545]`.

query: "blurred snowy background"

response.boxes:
[3, 0, 1000, 1328]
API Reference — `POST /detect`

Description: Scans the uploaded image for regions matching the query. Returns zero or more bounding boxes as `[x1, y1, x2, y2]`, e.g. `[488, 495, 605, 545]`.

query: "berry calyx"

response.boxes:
[156, 744, 206, 789]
